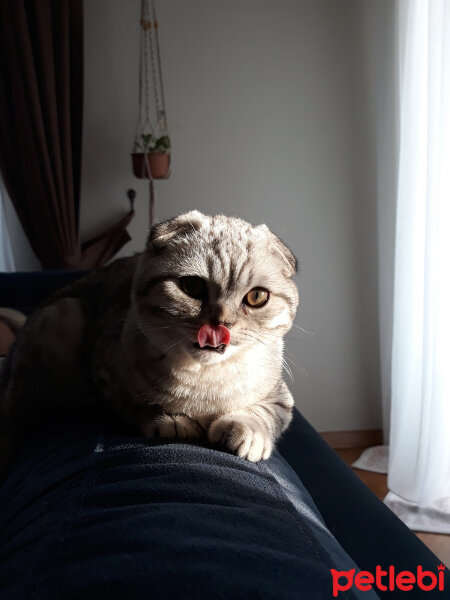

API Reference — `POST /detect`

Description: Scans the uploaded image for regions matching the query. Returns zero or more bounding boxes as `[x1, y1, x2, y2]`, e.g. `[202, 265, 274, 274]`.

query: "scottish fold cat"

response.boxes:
[1, 211, 299, 463]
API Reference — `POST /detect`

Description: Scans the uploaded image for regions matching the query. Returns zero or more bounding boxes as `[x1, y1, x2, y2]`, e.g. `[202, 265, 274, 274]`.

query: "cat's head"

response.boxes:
[132, 211, 299, 365]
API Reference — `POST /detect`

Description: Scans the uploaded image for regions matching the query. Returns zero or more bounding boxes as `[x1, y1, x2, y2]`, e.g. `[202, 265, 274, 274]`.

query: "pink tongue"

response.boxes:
[197, 324, 231, 348]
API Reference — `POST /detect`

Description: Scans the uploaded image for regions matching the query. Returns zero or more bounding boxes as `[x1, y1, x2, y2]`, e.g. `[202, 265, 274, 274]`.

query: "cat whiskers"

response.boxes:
[161, 339, 184, 354]
[243, 329, 298, 364]
[292, 323, 314, 335]
[246, 327, 309, 344]
[121, 324, 172, 344]
[160, 331, 193, 356]
[139, 325, 172, 334]
[245, 328, 291, 346]
[241, 330, 294, 382]
[246, 329, 310, 380]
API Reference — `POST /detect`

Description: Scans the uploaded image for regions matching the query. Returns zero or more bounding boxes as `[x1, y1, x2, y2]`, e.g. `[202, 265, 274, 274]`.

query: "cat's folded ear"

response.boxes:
[147, 210, 204, 250]
[255, 224, 298, 276]
[272, 238, 298, 276]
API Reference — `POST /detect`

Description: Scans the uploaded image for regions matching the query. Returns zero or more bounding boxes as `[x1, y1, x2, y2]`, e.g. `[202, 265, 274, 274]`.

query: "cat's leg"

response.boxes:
[0, 298, 92, 481]
[112, 391, 206, 441]
[208, 380, 294, 462]
[2, 297, 92, 416]
[141, 413, 205, 440]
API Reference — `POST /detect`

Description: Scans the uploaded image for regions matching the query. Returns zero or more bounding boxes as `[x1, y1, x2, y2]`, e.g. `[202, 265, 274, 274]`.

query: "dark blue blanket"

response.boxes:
[1, 270, 448, 599]
[0, 419, 373, 600]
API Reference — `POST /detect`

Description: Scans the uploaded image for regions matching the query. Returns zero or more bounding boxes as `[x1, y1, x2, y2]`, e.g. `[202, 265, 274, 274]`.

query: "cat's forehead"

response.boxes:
[165, 222, 279, 289]
[142, 211, 296, 288]
[196, 214, 256, 244]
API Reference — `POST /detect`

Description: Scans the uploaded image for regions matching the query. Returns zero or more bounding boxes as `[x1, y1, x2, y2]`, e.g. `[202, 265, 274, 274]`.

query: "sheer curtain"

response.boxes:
[0, 176, 40, 273]
[385, 0, 450, 533]
[0, 180, 15, 272]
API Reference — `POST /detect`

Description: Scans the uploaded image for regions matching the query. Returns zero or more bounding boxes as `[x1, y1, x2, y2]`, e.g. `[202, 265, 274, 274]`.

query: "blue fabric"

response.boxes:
[278, 411, 450, 599]
[0, 270, 86, 314]
[0, 419, 371, 600]
[2, 270, 448, 599]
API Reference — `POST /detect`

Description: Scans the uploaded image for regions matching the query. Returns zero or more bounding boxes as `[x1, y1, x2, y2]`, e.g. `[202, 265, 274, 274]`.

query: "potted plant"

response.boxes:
[149, 134, 171, 179]
[132, 133, 171, 180]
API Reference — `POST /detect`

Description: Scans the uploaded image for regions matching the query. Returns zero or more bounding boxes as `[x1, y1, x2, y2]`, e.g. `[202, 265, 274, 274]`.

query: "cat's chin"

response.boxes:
[194, 342, 227, 354]
[188, 343, 235, 364]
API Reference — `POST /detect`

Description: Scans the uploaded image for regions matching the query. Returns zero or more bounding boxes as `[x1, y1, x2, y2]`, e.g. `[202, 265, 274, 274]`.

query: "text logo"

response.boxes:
[331, 564, 446, 597]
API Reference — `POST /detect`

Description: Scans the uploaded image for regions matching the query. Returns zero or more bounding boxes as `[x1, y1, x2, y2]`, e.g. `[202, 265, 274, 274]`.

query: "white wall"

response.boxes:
[81, 0, 392, 432]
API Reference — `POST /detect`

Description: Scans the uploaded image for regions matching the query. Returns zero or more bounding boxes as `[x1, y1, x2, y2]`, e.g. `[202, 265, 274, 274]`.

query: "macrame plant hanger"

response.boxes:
[132, 0, 170, 226]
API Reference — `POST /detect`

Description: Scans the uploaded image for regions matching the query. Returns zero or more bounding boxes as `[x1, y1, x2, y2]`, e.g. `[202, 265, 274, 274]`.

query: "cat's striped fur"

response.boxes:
[0, 211, 299, 464]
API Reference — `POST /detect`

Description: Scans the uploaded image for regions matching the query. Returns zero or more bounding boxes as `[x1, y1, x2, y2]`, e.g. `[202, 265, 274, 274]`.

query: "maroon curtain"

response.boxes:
[0, 0, 133, 269]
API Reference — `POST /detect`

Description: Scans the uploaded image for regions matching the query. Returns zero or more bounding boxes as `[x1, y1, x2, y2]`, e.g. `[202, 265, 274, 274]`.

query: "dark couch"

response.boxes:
[0, 272, 447, 599]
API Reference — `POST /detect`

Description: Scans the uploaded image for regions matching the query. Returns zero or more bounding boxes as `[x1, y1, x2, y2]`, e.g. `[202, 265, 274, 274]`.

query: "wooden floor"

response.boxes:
[336, 447, 450, 566]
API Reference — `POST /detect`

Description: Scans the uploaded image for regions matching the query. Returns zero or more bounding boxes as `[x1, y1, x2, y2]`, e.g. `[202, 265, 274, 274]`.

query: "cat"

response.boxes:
[0, 210, 299, 464]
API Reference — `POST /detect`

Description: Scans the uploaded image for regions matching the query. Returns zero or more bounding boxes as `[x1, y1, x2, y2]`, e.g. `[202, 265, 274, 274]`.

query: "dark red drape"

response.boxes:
[0, 0, 133, 269]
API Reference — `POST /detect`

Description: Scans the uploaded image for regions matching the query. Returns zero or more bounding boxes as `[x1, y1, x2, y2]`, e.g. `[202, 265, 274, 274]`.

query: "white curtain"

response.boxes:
[0, 179, 16, 272]
[385, 0, 450, 533]
[0, 177, 40, 272]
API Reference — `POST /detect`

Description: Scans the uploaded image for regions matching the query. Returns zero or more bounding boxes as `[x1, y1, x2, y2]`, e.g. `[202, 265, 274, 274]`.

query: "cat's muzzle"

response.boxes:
[193, 342, 227, 354]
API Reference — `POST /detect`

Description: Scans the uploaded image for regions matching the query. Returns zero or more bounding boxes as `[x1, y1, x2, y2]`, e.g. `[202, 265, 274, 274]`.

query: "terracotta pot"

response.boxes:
[131, 153, 170, 179]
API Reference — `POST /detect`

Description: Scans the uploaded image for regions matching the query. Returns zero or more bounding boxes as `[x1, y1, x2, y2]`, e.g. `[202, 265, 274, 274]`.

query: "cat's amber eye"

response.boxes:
[243, 288, 269, 308]
[179, 276, 207, 300]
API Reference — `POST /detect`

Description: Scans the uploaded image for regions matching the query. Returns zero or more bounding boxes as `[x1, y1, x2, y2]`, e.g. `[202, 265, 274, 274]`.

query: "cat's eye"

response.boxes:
[243, 288, 269, 308]
[179, 276, 207, 300]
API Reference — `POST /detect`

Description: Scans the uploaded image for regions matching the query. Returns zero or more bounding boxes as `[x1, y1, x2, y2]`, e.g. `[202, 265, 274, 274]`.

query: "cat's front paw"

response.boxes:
[142, 413, 204, 439]
[208, 417, 273, 462]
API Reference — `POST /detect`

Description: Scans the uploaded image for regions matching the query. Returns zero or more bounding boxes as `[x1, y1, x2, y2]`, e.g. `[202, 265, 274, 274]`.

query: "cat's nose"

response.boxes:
[210, 317, 235, 329]
[209, 305, 236, 329]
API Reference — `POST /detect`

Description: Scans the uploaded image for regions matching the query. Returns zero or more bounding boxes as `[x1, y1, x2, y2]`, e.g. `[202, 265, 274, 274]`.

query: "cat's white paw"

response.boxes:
[208, 417, 273, 462]
[142, 414, 204, 439]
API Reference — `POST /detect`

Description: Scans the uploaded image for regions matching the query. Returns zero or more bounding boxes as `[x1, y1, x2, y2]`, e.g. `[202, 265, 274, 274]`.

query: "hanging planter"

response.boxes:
[132, 0, 171, 221]
[132, 134, 171, 180]
[131, 152, 171, 180]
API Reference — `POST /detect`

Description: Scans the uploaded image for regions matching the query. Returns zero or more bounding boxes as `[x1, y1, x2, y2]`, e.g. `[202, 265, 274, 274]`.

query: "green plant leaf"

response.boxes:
[141, 133, 154, 149]
[153, 135, 171, 153]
